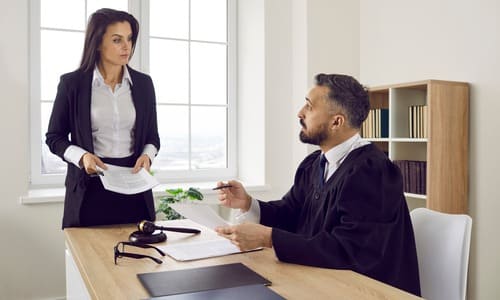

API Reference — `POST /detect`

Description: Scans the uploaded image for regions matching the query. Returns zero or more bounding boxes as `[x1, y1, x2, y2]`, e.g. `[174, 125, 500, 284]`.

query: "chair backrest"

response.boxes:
[410, 208, 472, 300]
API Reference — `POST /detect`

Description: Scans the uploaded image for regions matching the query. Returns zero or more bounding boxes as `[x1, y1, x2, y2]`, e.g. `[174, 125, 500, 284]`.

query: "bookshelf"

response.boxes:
[363, 80, 469, 214]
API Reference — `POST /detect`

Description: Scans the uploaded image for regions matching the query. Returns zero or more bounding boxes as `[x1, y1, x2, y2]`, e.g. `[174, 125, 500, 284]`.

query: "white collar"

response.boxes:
[322, 133, 366, 167]
[92, 65, 133, 86]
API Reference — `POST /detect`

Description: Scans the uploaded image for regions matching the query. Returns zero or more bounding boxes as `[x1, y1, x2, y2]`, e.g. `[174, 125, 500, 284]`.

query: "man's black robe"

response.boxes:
[259, 144, 421, 296]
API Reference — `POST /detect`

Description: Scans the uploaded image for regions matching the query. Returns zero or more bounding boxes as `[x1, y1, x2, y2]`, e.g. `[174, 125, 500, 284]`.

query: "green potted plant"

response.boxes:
[156, 187, 204, 220]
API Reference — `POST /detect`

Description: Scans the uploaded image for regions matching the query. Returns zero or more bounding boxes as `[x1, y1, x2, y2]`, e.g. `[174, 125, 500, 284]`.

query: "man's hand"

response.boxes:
[80, 152, 107, 174]
[133, 154, 151, 173]
[215, 223, 273, 251]
[216, 180, 252, 211]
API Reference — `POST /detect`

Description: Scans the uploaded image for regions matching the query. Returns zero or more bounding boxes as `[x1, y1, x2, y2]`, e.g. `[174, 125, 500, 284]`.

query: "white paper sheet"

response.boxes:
[160, 238, 262, 261]
[169, 203, 230, 229]
[98, 164, 159, 195]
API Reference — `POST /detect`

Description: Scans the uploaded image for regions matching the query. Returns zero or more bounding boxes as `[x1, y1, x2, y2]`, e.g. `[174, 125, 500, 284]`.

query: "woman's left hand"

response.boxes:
[133, 154, 151, 173]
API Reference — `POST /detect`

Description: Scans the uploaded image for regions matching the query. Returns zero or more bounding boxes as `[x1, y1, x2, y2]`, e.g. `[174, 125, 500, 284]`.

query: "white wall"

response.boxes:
[360, 0, 500, 298]
[240, 0, 360, 199]
[237, 0, 266, 186]
[304, 0, 360, 155]
[0, 0, 67, 299]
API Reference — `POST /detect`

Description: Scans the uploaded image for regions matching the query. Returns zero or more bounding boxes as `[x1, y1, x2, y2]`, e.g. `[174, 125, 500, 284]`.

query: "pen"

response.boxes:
[212, 184, 233, 190]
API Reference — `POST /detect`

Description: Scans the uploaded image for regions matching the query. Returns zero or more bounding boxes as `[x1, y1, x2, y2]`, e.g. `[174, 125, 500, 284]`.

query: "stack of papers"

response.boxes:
[160, 238, 251, 261]
[99, 164, 159, 195]
[163, 203, 262, 261]
[169, 202, 230, 229]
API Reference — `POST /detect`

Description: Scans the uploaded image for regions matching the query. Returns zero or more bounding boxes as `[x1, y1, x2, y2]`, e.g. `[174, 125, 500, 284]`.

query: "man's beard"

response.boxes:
[299, 123, 329, 146]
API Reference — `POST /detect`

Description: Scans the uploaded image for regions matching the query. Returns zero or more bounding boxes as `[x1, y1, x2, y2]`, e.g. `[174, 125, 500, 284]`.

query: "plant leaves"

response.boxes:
[187, 187, 204, 200]
[166, 188, 183, 195]
[157, 187, 205, 220]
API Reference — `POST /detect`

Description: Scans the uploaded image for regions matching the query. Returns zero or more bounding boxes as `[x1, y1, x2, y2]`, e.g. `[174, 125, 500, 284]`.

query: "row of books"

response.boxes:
[409, 105, 428, 138]
[360, 105, 428, 139]
[393, 160, 427, 195]
[361, 108, 388, 138]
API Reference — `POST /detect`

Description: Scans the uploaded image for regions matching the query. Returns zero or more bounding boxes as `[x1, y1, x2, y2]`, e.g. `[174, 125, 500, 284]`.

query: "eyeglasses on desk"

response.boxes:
[114, 241, 165, 265]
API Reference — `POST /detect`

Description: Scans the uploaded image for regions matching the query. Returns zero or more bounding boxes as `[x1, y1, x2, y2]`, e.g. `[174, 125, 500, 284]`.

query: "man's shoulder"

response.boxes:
[298, 150, 321, 169]
[349, 143, 386, 162]
[342, 144, 398, 176]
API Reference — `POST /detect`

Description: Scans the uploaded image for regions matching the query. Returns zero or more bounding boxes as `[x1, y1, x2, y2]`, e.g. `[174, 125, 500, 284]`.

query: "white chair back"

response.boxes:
[410, 208, 472, 300]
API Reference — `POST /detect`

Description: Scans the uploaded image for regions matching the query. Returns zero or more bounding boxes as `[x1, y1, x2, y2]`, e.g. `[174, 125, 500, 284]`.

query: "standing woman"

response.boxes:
[46, 8, 160, 228]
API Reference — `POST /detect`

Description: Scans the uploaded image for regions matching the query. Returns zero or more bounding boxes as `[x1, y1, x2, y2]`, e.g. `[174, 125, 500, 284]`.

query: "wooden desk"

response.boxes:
[65, 219, 422, 300]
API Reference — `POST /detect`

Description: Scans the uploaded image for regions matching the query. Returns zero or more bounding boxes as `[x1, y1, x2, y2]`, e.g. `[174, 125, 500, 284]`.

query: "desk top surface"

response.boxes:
[65, 219, 421, 300]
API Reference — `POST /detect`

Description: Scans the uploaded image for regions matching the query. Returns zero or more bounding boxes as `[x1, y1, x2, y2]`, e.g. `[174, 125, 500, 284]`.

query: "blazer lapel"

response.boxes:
[129, 68, 144, 155]
[77, 71, 94, 152]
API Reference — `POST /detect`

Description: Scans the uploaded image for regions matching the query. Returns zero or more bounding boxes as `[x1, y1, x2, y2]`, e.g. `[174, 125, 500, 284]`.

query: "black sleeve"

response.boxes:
[259, 151, 319, 232]
[144, 75, 160, 152]
[45, 75, 72, 160]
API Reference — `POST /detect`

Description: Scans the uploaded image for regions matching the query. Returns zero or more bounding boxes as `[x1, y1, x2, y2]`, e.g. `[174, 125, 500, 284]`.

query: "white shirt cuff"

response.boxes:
[142, 144, 158, 163]
[63, 145, 87, 168]
[234, 198, 261, 224]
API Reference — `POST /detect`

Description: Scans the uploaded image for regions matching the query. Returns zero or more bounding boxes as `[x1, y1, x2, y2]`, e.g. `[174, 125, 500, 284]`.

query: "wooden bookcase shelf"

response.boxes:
[364, 80, 469, 214]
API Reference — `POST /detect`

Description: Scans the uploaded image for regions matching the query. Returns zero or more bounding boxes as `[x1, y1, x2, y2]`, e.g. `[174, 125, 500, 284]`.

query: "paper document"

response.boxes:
[99, 164, 159, 195]
[161, 238, 262, 261]
[169, 203, 230, 229]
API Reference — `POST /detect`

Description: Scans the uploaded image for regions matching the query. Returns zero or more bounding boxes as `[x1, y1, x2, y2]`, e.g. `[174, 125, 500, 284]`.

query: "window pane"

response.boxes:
[191, 0, 226, 42]
[191, 42, 227, 105]
[41, 30, 84, 101]
[150, 38, 189, 104]
[155, 105, 189, 170]
[34, 0, 232, 185]
[41, 0, 85, 30]
[150, 0, 188, 39]
[87, 0, 128, 18]
[191, 106, 226, 169]
[41, 103, 66, 174]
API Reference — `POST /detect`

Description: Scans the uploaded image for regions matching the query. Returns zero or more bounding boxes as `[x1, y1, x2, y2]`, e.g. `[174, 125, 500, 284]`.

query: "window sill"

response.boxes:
[20, 181, 271, 204]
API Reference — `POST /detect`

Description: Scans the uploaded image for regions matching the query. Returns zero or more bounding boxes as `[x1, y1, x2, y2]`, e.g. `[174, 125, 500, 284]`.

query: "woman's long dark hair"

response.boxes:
[79, 8, 139, 72]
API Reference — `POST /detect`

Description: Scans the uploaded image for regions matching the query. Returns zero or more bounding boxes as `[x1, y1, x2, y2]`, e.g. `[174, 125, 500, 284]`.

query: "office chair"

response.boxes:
[410, 208, 472, 300]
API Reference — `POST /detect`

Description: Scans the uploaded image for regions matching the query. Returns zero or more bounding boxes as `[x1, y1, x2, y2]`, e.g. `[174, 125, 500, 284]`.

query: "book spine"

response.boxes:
[408, 106, 413, 138]
[423, 105, 428, 138]
[381, 109, 389, 138]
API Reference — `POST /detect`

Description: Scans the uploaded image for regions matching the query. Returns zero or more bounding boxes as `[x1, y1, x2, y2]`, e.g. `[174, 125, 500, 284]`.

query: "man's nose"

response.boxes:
[297, 107, 304, 118]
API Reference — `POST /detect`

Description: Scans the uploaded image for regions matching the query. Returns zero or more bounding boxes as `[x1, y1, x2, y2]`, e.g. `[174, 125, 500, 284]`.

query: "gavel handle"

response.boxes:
[160, 226, 201, 234]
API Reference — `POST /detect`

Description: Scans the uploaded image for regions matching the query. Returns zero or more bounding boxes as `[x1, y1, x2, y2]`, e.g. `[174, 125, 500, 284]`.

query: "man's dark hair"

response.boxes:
[79, 8, 139, 72]
[315, 73, 369, 128]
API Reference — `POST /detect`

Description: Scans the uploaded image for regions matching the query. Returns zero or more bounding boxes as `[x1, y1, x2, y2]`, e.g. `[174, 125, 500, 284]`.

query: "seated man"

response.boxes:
[216, 73, 421, 296]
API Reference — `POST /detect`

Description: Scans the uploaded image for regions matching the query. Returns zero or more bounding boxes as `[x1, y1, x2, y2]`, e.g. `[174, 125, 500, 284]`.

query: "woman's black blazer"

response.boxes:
[46, 66, 161, 228]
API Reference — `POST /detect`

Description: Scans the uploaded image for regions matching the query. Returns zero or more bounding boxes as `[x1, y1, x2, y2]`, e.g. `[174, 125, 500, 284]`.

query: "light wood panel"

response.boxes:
[427, 81, 469, 213]
[65, 220, 422, 300]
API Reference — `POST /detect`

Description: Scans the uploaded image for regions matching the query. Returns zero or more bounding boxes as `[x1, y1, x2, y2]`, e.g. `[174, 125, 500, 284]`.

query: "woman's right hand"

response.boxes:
[216, 180, 252, 211]
[80, 152, 107, 175]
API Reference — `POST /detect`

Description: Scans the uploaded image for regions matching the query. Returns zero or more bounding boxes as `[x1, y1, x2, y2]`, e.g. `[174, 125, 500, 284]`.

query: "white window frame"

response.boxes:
[29, 0, 237, 187]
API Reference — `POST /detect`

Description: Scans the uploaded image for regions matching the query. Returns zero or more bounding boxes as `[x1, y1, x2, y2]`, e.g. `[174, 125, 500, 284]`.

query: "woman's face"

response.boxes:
[98, 21, 133, 67]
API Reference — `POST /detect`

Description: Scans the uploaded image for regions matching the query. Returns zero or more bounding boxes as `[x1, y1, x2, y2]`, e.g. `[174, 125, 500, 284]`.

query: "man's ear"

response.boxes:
[330, 115, 345, 129]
